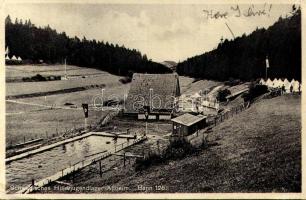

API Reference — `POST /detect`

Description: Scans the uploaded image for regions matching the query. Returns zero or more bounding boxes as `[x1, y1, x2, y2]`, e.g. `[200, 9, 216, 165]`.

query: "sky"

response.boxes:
[5, 3, 294, 62]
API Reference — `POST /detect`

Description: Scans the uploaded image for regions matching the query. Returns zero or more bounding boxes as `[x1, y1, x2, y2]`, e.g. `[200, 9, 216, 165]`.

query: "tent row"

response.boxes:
[5, 55, 22, 61]
[6, 55, 23, 61]
[259, 78, 301, 93]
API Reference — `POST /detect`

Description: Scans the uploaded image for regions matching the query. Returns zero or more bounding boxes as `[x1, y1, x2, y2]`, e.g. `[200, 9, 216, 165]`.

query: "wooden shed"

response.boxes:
[171, 113, 207, 137]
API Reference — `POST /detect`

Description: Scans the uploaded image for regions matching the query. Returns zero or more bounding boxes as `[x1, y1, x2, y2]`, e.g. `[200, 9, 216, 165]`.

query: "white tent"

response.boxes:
[272, 78, 280, 88]
[17, 56, 22, 61]
[259, 78, 266, 85]
[5, 55, 10, 60]
[293, 80, 300, 92]
[11, 55, 17, 60]
[290, 79, 296, 85]
[265, 78, 273, 88]
[283, 79, 291, 93]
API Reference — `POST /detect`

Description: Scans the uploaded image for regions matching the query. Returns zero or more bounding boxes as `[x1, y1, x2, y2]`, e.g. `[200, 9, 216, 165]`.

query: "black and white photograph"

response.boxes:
[2, 0, 302, 197]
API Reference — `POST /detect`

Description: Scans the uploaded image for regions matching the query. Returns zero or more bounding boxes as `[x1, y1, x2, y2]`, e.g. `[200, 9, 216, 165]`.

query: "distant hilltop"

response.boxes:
[160, 61, 178, 71]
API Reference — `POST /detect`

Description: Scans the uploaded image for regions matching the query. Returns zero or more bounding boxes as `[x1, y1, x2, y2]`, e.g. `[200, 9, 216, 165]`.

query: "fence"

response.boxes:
[206, 101, 249, 128]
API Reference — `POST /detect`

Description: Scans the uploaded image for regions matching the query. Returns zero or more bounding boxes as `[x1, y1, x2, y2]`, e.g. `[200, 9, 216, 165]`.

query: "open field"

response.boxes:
[43, 94, 301, 193]
[180, 78, 222, 95]
[6, 65, 125, 97]
[9, 84, 130, 108]
[6, 74, 123, 97]
[6, 64, 106, 80]
[6, 65, 131, 147]
[6, 108, 111, 146]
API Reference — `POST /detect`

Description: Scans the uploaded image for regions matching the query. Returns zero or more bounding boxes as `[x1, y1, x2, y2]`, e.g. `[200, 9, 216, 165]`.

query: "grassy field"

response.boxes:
[6, 64, 130, 147]
[6, 108, 111, 146]
[6, 65, 124, 97]
[6, 64, 106, 79]
[180, 78, 222, 95]
[9, 84, 130, 108]
[45, 94, 301, 193]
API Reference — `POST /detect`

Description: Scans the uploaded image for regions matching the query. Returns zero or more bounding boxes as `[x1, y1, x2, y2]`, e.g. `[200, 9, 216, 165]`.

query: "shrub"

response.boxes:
[134, 138, 197, 171]
[135, 152, 164, 171]
[216, 89, 231, 102]
[243, 83, 268, 102]
[224, 78, 241, 86]
[31, 74, 46, 81]
[119, 76, 132, 84]
[22, 77, 31, 82]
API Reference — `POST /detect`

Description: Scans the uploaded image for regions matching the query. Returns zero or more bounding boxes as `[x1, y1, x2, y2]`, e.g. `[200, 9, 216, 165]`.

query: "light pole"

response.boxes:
[144, 110, 148, 136]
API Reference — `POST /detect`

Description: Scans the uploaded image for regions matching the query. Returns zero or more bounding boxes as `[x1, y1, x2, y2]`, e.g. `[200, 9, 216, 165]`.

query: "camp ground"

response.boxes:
[4, 2, 301, 195]
[259, 78, 301, 93]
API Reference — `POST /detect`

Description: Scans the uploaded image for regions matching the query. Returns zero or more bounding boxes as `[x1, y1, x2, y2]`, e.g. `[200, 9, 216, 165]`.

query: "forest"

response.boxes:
[5, 16, 172, 76]
[176, 7, 301, 81]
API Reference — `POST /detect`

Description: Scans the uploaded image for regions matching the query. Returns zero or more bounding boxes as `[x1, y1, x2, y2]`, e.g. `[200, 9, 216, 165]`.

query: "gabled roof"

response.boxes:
[125, 73, 180, 113]
[171, 113, 206, 126]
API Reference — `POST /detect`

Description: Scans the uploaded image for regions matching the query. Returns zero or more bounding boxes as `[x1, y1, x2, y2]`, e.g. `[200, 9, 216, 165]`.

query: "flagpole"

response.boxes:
[265, 56, 269, 79]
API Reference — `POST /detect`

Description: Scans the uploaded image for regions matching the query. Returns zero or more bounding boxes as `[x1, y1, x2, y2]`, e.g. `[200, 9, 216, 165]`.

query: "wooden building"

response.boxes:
[171, 113, 206, 137]
[124, 73, 180, 120]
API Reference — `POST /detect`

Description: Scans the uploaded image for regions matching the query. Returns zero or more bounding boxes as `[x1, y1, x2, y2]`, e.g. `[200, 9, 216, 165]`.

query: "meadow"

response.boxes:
[6, 65, 124, 97]
[6, 64, 129, 147]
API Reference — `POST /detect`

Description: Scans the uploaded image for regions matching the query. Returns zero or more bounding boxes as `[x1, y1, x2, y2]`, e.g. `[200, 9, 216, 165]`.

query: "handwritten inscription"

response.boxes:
[203, 4, 273, 20]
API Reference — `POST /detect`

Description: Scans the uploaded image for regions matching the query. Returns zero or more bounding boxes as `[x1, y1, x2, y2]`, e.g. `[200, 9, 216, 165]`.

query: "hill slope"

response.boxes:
[38, 94, 300, 193]
[111, 95, 301, 192]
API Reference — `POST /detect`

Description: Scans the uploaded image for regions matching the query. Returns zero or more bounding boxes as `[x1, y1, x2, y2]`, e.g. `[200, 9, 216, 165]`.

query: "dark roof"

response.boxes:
[171, 113, 206, 126]
[125, 73, 180, 113]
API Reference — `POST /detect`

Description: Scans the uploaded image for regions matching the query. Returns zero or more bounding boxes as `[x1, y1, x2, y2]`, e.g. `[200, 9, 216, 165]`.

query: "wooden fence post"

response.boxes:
[99, 160, 102, 177]
[123, 152, 126, 167]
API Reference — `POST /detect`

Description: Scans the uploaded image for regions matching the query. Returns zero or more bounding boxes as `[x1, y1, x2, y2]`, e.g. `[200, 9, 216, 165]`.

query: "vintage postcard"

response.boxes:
[0, 0, 304, 199]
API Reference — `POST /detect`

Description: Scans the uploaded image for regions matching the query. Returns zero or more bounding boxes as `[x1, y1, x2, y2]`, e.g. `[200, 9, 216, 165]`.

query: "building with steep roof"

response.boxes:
[124, 73, 180, 119]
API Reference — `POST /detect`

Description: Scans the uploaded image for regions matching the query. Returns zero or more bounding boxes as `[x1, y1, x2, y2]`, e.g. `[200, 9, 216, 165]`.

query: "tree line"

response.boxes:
[5, 16, 172, 76]
[176, 6, 301, 81]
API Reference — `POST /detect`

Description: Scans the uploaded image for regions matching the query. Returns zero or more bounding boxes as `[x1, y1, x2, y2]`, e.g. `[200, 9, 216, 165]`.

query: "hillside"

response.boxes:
[113, 95, 301, 192]
[176, 8, 301, 81]
[5, 16, 172, 76]
[47, 94, 300, 193]
[160, 61, 177, 71]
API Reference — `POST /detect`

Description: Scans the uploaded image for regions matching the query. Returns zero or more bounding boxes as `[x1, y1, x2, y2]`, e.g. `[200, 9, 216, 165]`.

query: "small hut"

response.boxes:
[171, 113, 207, 137]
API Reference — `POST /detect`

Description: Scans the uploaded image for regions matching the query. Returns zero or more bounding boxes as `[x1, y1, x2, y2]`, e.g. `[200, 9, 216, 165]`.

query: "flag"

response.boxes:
[265, 57, 270, 68]
[5, 46, 9, 55]
[82, 104, 88, 118]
